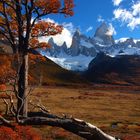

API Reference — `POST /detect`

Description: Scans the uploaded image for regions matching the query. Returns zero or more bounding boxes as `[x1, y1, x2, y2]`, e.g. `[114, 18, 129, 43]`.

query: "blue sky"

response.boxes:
[44, 0, 140, 46]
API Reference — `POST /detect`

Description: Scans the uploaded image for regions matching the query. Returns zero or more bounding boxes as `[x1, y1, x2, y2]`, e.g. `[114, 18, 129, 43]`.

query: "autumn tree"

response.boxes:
[0, 1, 119, 139]
[0, 0, 73, 117]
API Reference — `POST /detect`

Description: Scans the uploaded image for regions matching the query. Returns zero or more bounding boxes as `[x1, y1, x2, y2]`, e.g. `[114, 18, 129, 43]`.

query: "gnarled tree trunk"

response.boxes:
[17, 52, 28, 117]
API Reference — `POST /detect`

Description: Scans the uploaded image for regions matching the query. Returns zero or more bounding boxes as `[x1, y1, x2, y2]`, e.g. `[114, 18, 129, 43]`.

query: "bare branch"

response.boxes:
[2, 98, 9, 115]
[0, 115, 13, 127]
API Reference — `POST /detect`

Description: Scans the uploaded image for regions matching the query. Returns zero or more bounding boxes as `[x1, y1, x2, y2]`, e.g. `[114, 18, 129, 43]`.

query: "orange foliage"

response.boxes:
[31, 21, 63, 37]
[63, 0, 74, 16]
[0, 126, 42, 140]
[30, 21, 62, 49]
[0, 0, 74, 51]
[29, 54, 46, 64]
[0, 55, 14, 84]
[0, 84, 6, 91]
[0, 53, 46, 86]
[15, 125, 42, 140]
[122, 136, 140, 140]
[30, 38, 51, 50]
[0, 126, 19, 140]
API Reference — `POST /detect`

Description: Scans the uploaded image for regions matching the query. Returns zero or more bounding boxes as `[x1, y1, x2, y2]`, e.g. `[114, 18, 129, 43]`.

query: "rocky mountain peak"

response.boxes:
[94, 22, 115, 45]
[61, 41, 68, 52]
[125, 38, 135, 46]
[95, 22, 108, 35]
[62, 41, 67, 47]
[48, 37, 55, 45]
[73, 29, 81, 39]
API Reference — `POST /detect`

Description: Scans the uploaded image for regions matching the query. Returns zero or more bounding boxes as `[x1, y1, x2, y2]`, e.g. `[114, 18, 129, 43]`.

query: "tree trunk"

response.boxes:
[20, 117, 118, 140]
[17, 52, 28, 117]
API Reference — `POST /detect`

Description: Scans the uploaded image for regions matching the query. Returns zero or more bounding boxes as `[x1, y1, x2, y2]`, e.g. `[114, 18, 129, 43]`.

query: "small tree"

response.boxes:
[0, 0, 74, 117]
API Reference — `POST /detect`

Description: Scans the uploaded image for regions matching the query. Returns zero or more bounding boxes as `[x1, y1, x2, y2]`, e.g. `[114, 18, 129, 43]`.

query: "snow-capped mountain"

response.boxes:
[93, 22, 115, 45]
[41, 22, 140, 71]
[41, 29, 97, 71]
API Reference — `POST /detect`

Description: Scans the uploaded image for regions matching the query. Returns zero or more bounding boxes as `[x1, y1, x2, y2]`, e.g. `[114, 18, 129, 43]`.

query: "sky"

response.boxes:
[43, 0, 140, 47]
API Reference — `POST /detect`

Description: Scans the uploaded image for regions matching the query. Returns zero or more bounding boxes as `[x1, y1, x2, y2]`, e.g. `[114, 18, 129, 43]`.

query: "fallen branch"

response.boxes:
[19, 114, 119, 140]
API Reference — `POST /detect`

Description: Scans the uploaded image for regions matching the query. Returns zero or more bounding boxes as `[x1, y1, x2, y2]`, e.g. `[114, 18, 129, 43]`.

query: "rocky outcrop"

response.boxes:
[69, 29, 81, 56]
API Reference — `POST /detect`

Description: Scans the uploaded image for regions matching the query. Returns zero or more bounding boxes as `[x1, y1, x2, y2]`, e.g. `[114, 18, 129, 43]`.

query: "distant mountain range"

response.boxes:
[41, 22, 140, 71]
[1, 27, 140, 86]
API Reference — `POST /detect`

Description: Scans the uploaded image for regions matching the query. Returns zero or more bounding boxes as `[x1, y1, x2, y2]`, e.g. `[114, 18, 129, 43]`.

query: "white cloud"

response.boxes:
[39, 18, 74, 47]
[106, 23, 117, 36]
[97, 15, 104, 22]
[132, 1, 140, 16]
[113, 8, 133, 23]
[43, 18, 55, 23]
[113, 0, 123, 6]
[63, 22, 75, 33]
[113, 0, 140, 30]
[127, 17, 140, 29]
[86, 26, 93, 32]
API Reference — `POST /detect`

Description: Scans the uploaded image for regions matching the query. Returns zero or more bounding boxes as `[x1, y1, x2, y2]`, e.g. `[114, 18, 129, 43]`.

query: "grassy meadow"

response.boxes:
[23, 85, 140, 140]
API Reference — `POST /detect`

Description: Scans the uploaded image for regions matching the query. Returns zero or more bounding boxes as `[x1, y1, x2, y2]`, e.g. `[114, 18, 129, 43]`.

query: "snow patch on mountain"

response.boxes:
[115, 38, 140, 44]
[115, 38, 129, 43]
[107, 47, 140, 57]
[41, 50, 94, 71]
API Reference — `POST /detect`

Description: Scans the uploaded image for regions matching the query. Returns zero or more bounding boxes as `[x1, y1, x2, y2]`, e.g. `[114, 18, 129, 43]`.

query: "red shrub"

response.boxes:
[0, 126, 42, 140]
[0, 126, 20, 140]
[122, 136, 140, 140]
[0, 84, 6, 91]
[15, 125, 42, 140]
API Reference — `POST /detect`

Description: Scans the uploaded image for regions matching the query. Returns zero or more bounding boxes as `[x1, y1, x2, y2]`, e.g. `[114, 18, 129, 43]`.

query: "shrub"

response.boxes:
[0, 125, 42, 140]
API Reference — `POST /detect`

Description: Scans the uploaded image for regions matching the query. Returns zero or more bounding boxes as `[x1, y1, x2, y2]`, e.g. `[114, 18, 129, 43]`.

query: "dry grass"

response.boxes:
[0, 85, 140, 139]
[27, 85, 140, 140]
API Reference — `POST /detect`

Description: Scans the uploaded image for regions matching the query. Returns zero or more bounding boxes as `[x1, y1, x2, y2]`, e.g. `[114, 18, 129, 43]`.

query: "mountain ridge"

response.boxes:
[41, 22, 140, 71]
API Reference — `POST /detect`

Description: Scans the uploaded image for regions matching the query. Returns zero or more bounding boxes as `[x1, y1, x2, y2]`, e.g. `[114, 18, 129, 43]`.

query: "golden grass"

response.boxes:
[0, 85, 140, 139]
[28, 86, 140, 139]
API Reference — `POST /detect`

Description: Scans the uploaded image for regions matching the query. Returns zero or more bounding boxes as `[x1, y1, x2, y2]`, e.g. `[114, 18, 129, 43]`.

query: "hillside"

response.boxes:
[29, 56, 88, 86]
[85, 52, 140, 85]
[0, 43, 88, 86]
